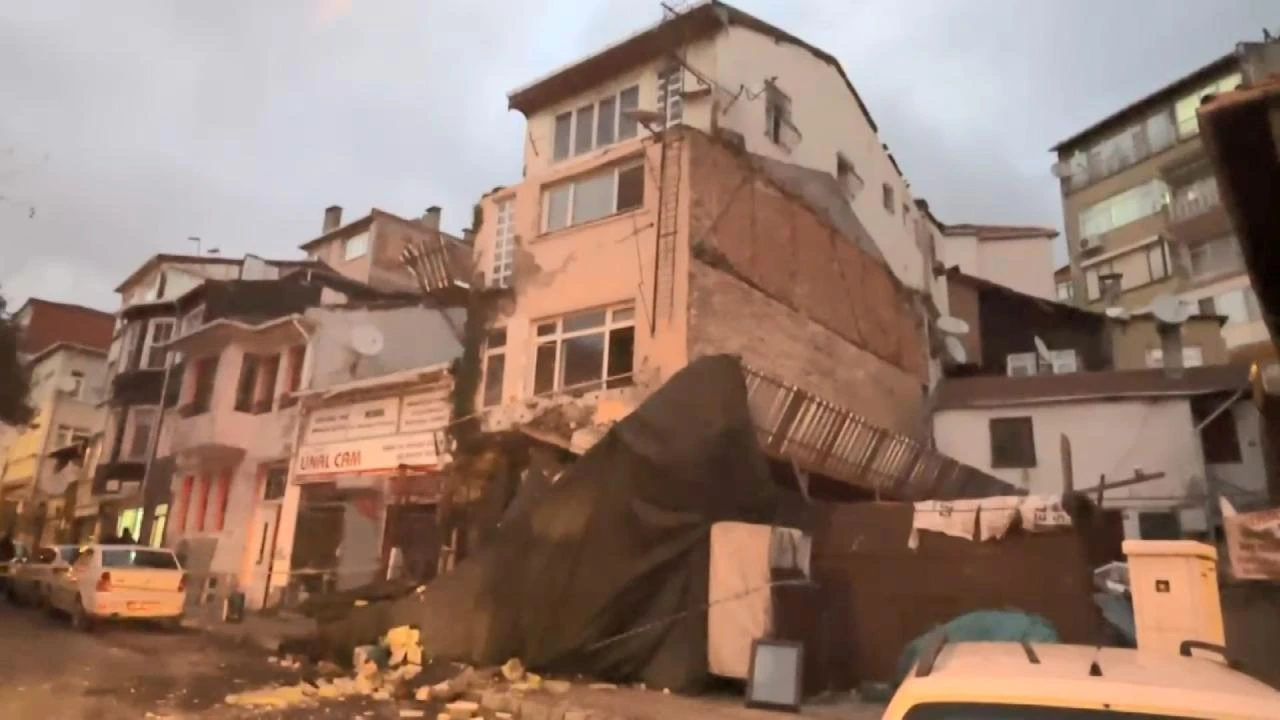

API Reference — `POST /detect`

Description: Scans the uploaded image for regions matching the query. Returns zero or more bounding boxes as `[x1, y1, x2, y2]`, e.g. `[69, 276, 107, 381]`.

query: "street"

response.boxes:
[0, 598, 391, 719]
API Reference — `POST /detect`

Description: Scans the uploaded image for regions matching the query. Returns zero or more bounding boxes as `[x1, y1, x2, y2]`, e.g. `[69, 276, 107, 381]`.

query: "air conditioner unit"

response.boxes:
[1079, 236, 1104, 254]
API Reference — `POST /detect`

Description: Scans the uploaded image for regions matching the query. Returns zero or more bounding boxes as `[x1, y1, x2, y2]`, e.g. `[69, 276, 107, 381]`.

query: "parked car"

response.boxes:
[7, 544, 81, 606]
[0, 541, 29, 594]
[46, 544, 187, 631]
[883, 639, 1280, 719]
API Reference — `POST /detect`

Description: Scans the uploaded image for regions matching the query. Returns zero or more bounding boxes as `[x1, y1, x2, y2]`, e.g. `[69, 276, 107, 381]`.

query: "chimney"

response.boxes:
[422, 206, 441, 230]
[323, 205, 343, 233]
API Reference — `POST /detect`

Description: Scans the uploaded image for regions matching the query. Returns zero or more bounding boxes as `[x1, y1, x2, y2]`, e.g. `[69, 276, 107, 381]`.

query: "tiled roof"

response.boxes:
[935, 363, 1252, 410]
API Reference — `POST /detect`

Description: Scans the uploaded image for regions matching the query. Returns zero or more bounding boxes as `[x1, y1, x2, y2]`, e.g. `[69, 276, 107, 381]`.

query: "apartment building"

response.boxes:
[0, 302, 114, 544]
[930, 222, 1059, 301]
[504, 1, 931, 294]
[1052, 51, 1265, 355]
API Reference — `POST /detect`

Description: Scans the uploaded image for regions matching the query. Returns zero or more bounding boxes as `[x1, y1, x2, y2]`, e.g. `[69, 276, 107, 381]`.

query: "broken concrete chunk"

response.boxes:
[354, 599, 369, 606]
[406, 643, 424, 665]
[445, 699, 480, 719]
[399, 710, 426, 718]
[544, 680, 572, 695]
[501, 657, 526, 682]
[355, 644, 391, 671]
[415, 685, 433, 702]
[526, 672, 544, 690]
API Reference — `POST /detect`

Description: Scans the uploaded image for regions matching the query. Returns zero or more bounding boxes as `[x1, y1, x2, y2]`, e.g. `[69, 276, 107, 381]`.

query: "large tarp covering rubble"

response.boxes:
[308, 355, 792, 692]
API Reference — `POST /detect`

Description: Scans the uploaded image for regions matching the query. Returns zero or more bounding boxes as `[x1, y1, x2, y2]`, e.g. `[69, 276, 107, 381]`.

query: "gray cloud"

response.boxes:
[1, 0, 1275, 309]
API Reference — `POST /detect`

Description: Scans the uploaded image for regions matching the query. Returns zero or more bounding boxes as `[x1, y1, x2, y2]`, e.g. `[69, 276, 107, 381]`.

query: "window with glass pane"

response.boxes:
[126, 408, 157, 460]
[144, 319, 175, 369]
[1215, 289, 1250, 325]
[1146, 241, 1169, 281]
[542, 163, 645, 233]
[553, 112, 572, 161]
[491, 199, 515, 287]
[483, 353, 505, 407]
[618, 86, 639, 140]
[530, 305, 636, 394]
[1078, 180, 1169, 237]
[571, 173, 614, 225]
[596, 97, 617, 147]
[552, 86, 640, 164]
[574, 104, 595, 156]
[545, 185, 571, 232]
[1056, 281, 1074, 302]
[657, 66, 684, 127]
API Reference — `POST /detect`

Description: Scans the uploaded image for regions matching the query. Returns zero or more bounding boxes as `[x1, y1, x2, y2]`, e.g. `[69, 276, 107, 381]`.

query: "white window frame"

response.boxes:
[1077, 180, 1170, 238]
[123, 406, 159, 461]
[656, 66, 684, 128]
[140, 318, 176, 370]
[1006, 353, 1038, 377]
[1056, 280, 1074, 303]
[481, 327, 507, 408]
[68, 370, 85, 399]
[1048, 349, 1078, 375]
[541, 162, 645, 233]
[552, 85, 640, 162]
[491, 198, 515, 288]
[119, 321, 144, 371]
[343, 232, 369, 261]
[529, 305, 636, 395]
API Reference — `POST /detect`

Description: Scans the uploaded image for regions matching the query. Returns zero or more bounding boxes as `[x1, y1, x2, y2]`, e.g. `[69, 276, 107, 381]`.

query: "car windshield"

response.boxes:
[100, 549, 180, 570]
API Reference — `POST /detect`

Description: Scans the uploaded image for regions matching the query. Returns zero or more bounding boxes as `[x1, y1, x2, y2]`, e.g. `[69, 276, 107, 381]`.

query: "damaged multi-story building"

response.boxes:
[466, 1, 1017, 500]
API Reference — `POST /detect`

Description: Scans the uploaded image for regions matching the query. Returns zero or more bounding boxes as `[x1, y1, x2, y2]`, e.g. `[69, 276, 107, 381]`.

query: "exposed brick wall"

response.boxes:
[17, 300, 114, 357]
[684, 131, 927, 382]
[688, 261, 923, 435]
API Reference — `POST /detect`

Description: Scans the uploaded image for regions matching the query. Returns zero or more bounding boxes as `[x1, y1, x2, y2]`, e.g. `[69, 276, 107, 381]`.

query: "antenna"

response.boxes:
[944, 335, 968, 365]
[349, 324, 385, 357]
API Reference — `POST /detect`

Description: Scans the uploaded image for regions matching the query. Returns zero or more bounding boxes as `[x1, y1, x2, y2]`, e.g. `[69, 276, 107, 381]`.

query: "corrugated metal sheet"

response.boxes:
[741, 363, 1018, 500]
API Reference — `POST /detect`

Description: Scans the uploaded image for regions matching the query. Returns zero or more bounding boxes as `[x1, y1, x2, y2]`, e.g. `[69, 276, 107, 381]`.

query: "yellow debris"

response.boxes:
[223, 684, 312, 709]
[500, 657, 525, 682]
[354, 599, 369, 607]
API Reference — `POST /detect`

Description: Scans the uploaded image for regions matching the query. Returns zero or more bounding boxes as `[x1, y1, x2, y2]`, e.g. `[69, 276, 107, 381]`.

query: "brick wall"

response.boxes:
[684, 132, 928, 435]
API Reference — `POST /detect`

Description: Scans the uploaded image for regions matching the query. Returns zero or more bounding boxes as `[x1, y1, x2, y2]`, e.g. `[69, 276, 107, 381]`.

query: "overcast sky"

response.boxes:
[1, 1, 1275, 311]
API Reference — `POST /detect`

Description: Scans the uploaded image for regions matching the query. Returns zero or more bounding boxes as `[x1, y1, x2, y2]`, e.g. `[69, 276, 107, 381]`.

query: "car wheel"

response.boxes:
[70, 596, 94, 632]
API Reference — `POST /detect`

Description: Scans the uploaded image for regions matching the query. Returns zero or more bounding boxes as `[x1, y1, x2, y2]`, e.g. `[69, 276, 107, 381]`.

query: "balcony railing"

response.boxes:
[1168, 178, 1220, 224]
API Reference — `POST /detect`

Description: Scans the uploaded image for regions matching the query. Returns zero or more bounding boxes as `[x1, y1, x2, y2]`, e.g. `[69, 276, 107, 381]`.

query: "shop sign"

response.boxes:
[399, 389, 451, 434]
[1224, 505, 1280, 581]
[305, 397, 400, 445]
[294, 431, 451, 479]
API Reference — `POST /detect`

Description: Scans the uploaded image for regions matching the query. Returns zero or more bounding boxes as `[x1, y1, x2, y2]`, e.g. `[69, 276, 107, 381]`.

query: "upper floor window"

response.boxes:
[482, 328, 507, 408]
[836, 154, 861, 199]
[235, 354, 261, 413]
[1175, 73, 1243, 138]
[1077, 179, 1169, 239]
[764, 83, 796, 151]
[1066, 110, 1177, 191]
[532, 305, 635, 395]
[656, 66, 684, 128]
[882, 183, 895, 213]
[186, 356, 219, 416]
[141, 319, 175, 370]
[553, 85, 640, 162]
[1187, 235, 1243, 280]
[1056, 280, 1075, 303]
[123, 406, 158, 461]
[491, 198, 515, 288]
[542, 162, 645, 233]
[68, 370, 85, 399]
[990, 416, 1036, 469]
[343, 232, 369, 261]
[1202, 287, 1262, 327]
[1169, 175, 1220, 224]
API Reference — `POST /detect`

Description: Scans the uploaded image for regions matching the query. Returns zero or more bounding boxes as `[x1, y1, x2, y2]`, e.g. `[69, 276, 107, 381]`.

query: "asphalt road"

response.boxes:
[0, 596, 398, 719]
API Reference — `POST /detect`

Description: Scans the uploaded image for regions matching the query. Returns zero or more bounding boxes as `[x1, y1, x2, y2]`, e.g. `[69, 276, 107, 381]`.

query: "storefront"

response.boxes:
[287, 385, 452, 595]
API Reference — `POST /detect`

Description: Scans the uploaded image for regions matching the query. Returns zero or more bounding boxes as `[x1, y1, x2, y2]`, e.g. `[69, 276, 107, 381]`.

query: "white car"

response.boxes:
[7, 544, 80, 606]
[47, 544, 188, 631]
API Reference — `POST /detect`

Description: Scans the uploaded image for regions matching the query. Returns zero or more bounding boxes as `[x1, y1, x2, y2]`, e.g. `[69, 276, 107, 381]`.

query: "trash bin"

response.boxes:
[223, 591, 246, 624]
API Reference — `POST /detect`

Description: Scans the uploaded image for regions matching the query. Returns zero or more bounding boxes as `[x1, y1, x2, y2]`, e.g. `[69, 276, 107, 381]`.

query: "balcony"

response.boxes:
[109, 368, 166, 406]
[91, 460, 145, 495]
[167, 404, 296, 473]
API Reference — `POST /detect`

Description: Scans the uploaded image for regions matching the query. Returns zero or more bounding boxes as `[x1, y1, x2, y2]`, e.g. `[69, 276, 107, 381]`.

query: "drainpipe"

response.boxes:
[136, 301, 181, 547]
[268, 315, 314, 606]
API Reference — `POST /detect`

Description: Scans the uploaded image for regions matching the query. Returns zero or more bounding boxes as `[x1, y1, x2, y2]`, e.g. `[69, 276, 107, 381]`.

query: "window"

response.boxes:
[542, 162, 645, 232]
[1067, 110, 1177, 192]
[531, 305, 635, 395]
[656, 66, 684, 127]
[1145, 240, 1171, 282]
[1212, 287, 1262, 326]
[482, 328, 507, 408]
[141, 319, 175, 370]
[1048, 349, 1078, 375]
[124, 407, 158, 461]
[282, 344, 306, 404]
[882, 183, 895, 213]
[189, 356, 218, 415]
[343, 232, 369, 260]
[1192, 395, 1242, 464]
[1077, 180, 1169, 238]
[149, 503, 167, 548]
[989, 416, 1036, 469]
[255, 354, 280, 413]
[552, 85, 640, 162]
[1175, 73, 1243, 138]
[491, 198, 515, 288]
[262, 465, 287, 501]
[193, 476, 210, 532]
[234, 354, 261, 413]
[1146, 346, 1204, 368]
[1056, 280, 1074, 303]
[1169, 175, 1220, 223]
[1187, 235, 1242, 279]
[175, 476, 194, 534]
[101, 549, 180, 570]
[1006, 353, 1038, 377]
[68, 370, 85, 399]
[764, 83, 794, 149]
[836, 154, 861, 198]
[211, 472, 231, 532]
[119, 321, 145, 371]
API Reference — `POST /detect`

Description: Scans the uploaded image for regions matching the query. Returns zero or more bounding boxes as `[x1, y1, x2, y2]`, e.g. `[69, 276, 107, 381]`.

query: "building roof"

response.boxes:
[506, 0, 881, 135]
[934, 363, 1251, 410]
[1050, 52, 1238, 152]
[113, 253, 318, 294]
[1197, 77, 1280, 352]
[12, 298, 114, 356]
[24, 341, 108, 369]
[940, 223, 1059, 241]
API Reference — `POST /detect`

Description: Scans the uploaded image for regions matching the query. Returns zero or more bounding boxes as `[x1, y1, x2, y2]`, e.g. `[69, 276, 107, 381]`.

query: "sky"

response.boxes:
[1, 0, 1276, 312]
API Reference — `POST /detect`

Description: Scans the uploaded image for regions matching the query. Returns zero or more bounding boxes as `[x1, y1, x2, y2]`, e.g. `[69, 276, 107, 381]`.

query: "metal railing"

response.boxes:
[1168, 178, 1220, 224]
[741, 364, 1019, 500]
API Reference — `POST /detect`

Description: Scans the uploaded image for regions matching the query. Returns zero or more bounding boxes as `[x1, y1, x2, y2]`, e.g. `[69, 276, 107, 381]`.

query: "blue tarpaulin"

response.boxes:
[895, 610, 1061, 685]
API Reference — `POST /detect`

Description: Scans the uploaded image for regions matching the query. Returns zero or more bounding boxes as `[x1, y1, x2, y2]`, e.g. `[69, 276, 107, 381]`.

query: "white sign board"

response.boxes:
[1224, 505, 1280, 581]
[305, 397, 400, 445]
[399, 389, 451, 434]
[295, 431, 451, 479]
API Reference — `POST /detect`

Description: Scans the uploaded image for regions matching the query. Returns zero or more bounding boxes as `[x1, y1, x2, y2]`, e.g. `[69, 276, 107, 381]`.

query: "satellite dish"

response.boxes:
[56, 376, 78, 393]
[944, 335, 968, 364]
[1104, 306, 1128, 319]
[1151, 294, 1191, 325]
[936, 315, 970, 336]
[349, 325, 385, 357]
[1033, 335, 1051, 361]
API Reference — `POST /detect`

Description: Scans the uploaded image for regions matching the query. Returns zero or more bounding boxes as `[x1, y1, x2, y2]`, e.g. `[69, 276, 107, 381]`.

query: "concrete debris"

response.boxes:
[399, 710, 426, 718]
[500, 657, 525, 682]
[444, 699, 480, 718]
[587, 682, 617, 690]
[544, 679, 572, 695]
[355, 599, 370, 606]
